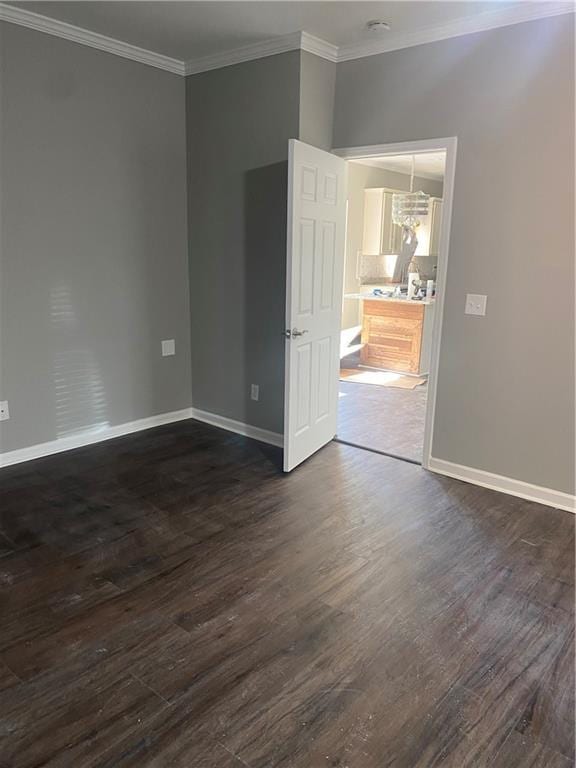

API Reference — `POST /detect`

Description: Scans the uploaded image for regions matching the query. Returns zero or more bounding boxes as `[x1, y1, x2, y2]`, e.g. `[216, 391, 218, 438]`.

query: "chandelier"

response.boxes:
[392, 155, 429, 229]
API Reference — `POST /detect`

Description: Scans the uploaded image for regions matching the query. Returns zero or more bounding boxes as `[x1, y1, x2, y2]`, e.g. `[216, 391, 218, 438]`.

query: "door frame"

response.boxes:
[332, 137, 458, 470]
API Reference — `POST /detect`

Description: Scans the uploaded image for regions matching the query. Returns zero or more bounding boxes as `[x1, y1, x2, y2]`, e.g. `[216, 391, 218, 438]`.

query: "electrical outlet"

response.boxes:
[465, 294, 487, 316]
[250, 384, 259, 401]
[0, 401, 9, 421]
[161, 339, 175, 357]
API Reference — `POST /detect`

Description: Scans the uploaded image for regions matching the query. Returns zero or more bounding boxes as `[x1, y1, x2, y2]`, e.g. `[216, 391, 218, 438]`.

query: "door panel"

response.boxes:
[295, 344, 312, 435]
[319, 221, 336, 311]
[316, 337, 332, 421]
[298, 219, 315, 316]
[284, 140, 347, 472]
[301, 165, 317, 201]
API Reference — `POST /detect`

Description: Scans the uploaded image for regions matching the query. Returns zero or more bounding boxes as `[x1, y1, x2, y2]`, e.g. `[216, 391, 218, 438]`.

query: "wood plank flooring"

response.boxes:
[338, 379, 427, 462]
[0, 420, 573, 767]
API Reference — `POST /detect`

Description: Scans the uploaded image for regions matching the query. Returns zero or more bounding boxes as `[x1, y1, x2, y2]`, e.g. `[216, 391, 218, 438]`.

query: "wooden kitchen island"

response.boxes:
[346, 295, 436, 375]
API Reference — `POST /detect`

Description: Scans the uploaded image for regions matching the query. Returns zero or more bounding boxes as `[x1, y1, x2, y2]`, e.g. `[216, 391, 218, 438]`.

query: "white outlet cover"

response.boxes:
[0, 400, 9, 421]
[251, 384, 259, 401]
[161, 339, 176, 356]
[465, 294, 487, 316]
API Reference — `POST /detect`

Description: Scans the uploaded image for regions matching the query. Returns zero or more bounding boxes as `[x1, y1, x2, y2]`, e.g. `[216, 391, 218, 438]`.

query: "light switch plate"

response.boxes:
[465, 294, 487, 316]
[161, 339, 175, 356]
[250, 384, 259, 401]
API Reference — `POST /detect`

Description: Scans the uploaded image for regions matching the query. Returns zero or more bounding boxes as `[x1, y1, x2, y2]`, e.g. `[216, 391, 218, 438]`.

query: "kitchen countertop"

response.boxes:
[344, 293, 436, 306]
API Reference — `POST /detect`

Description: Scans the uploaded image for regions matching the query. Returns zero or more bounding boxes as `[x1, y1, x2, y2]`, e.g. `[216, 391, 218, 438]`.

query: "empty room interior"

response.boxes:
[0, 2, 574, 766]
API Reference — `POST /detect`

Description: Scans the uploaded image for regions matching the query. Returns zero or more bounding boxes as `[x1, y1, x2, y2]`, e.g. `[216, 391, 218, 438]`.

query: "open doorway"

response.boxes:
[282, 138, 455, 473]
[336, 147, 449, 464]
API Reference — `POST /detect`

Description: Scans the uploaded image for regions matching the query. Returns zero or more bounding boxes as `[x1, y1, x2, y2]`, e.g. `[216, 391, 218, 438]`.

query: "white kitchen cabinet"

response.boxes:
[429, 198, 443, 256]
[362, 188, 403, 255]
[414, 196, 443, 256]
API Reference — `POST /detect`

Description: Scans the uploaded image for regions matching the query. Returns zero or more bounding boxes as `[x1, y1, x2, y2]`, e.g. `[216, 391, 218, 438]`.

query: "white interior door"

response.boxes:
[283, 139, 347, 472]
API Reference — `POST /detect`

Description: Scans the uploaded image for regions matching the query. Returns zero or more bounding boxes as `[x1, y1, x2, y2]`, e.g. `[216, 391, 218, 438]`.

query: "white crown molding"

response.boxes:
[184, 31, 302, 76]
[301, 31, 338, 63]
[0, 2, 186, 75]
[183, 30, 337, 76]
[0, 1, 573, 76]
[337, 2, 575, 62]
[428, 457, 576, 514]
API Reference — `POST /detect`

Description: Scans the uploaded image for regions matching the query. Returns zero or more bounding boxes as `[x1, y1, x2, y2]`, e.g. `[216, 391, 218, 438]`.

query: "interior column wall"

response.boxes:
[299, 50, 336, 151]
[186, 52, 301, 435]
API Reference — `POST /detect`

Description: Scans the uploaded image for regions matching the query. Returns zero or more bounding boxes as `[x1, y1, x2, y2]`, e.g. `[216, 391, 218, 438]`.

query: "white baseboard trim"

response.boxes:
[428, 457, 575, 514]
[0, 406, 283, 470]
[0, 408, 193, 468]
[189, 407, 283, 448]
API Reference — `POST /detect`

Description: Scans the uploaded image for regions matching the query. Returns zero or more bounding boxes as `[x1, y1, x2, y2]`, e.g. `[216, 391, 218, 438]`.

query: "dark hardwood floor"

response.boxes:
[0, 420, 573, 767]
[338, 379, 427, 462]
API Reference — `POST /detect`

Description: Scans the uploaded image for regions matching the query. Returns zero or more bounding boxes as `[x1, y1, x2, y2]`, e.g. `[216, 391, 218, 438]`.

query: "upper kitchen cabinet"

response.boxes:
[414, 196, 443, 257]
[362, 188, 403, 256]
[428, 198, 444, 256]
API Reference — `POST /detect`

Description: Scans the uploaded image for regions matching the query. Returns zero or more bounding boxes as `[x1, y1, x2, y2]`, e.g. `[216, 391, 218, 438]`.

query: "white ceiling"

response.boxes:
[353, 152, 446, 181]
[4, 1, 558, 61]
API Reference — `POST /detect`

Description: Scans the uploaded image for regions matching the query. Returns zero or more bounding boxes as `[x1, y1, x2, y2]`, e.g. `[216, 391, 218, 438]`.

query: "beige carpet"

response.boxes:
[340, 369, 427, 390]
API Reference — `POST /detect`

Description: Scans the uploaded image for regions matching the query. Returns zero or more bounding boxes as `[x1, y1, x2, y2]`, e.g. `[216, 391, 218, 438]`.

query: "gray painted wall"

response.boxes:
[334, 16, 575, 494]
[0, 23, 191, 453]
[186, 52, 300, 435]
[2, 17, 573, 498]
[299, 50, 336, 151]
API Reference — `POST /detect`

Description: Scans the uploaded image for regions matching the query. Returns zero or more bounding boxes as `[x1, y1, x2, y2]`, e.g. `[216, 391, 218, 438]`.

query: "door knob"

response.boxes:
[283, 328, 309, 338]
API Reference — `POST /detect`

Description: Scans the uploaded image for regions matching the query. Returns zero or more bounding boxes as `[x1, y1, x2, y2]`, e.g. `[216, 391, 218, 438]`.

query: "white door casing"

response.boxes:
[283, 139, 347, 472]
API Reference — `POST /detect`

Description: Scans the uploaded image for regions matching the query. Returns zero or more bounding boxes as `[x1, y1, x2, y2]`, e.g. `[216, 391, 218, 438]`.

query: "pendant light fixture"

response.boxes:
[392, 156, 429, 230]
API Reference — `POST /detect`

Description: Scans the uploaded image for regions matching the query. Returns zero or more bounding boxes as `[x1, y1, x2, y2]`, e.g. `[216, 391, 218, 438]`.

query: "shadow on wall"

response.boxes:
[243, 162, 288, 436]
